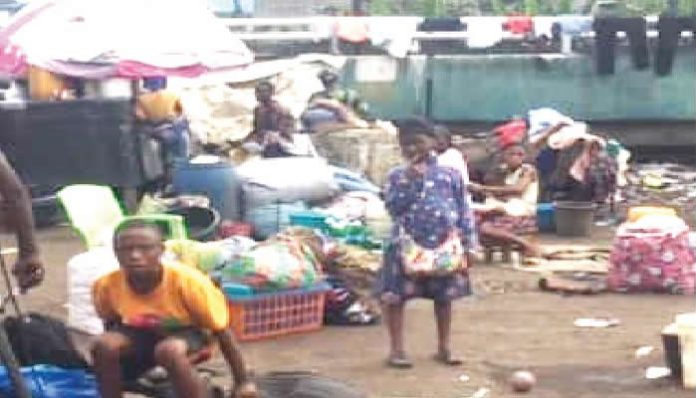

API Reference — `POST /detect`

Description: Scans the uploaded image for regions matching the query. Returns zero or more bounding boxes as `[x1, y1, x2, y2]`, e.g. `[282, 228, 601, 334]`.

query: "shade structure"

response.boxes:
[0, 0, 253, 79]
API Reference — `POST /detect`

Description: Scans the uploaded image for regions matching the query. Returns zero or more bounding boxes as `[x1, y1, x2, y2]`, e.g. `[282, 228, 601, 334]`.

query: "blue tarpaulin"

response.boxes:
[0, 365, 98, 398]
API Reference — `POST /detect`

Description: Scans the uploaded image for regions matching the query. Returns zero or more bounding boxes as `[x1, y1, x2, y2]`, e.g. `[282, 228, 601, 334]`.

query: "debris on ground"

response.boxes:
[635, 346, 655, 359]
[574, 317, 621, 328]
[645, 367, 672, 380]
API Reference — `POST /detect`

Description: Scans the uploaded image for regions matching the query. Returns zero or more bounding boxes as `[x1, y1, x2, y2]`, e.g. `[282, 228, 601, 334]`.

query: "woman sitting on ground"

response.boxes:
[470, 143, 541, 257]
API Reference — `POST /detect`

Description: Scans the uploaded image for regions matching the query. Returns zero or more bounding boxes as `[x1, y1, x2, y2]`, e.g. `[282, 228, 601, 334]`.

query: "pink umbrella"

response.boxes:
[0, 0, 254, 79]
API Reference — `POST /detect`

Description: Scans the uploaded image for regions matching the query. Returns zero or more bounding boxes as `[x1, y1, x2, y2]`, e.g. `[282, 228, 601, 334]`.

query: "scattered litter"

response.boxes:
[634, 346, 655, 359]
[457, 374, 471, 383]
[574, 317, 621, 328]
[645, 366, 672, 380]
[470, 387, 490, 398]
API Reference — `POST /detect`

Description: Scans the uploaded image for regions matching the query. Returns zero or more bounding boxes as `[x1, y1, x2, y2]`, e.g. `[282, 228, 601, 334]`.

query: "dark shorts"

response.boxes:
[109, 325, 210, 381]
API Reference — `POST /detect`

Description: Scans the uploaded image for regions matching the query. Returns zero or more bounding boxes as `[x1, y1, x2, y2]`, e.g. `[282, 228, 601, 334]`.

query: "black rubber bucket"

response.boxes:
[554, 201, 597, 237]
[166, 206, 220, 241]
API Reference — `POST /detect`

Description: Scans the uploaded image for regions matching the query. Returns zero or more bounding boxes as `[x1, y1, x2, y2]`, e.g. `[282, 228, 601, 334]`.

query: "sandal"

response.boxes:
[386, 354, 413, 369]
[433, 351, 463, 367]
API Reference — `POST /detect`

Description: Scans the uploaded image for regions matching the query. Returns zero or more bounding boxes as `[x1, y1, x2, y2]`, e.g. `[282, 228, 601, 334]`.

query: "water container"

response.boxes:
[554, 201, 596, 237]
[173, 159, 241, 222]
[676, 312, 696, 389]
[536, 203, 555, 233]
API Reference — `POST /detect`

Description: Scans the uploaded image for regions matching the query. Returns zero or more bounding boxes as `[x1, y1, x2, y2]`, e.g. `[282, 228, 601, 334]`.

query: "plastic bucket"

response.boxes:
[554, 201, 596, 237]
[536, 203, 555, 233]
[172, 159, 241, 221]
[166, 207, 220, 242]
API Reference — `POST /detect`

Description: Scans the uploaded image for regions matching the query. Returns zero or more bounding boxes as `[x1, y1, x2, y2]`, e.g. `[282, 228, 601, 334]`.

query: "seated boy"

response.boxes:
[91, 220, 257, 398]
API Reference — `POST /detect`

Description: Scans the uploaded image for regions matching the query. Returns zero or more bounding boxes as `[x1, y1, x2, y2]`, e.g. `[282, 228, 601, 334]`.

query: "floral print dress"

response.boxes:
[374, 156, 476, 303]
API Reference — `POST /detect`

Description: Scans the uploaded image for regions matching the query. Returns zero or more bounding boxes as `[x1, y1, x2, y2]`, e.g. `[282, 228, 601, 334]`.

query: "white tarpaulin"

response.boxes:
[0, 0, 253, 78]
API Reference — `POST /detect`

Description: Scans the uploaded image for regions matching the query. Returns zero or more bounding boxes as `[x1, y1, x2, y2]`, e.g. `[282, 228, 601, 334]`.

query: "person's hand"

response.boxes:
[406, 161, 427, 178]
[233, 381, 259, 398]
[13, 252, 44, 292]
[265, 132, 281, 144]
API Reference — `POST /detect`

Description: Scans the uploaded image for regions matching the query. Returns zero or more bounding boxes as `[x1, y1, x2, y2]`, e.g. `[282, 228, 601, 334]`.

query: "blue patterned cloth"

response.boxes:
[374, 156, 475, 303]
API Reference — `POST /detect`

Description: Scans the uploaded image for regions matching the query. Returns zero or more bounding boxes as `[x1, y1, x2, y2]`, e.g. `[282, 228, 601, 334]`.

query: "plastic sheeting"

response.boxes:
[0, 365, 99, 398]
[0, 0, 253, 78]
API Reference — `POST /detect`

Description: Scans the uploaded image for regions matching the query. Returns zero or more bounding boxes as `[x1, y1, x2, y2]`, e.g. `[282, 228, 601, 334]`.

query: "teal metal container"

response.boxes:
[341, 49, 696, 122]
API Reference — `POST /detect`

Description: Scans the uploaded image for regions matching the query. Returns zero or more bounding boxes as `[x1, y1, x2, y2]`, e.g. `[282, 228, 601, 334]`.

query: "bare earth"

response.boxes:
[5, 226, 694, 398]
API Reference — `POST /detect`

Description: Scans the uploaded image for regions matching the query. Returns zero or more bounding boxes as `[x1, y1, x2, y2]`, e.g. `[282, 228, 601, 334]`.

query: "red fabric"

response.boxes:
[493, 119, 527, 149]
[608, 230, 696, 295]
[504, 16, 533, 35]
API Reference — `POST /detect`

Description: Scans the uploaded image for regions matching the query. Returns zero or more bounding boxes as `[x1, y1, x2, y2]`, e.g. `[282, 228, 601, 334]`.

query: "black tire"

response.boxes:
[0, 325, 31, 398]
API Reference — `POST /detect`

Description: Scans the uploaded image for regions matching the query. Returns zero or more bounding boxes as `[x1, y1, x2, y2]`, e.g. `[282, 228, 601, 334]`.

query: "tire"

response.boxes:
[0, 325, 31, 398]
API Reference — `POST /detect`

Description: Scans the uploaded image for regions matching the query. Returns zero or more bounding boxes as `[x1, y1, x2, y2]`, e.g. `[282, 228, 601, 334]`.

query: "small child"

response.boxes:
[375, 117, 476, 369]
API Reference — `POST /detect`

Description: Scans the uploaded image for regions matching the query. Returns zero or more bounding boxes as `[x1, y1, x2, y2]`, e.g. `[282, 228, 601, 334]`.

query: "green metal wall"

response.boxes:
[341, 48, 696, 122]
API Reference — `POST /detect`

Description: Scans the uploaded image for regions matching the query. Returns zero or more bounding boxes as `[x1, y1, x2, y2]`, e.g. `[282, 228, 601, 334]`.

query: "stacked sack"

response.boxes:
[608, 213, 696, 294]
[236, 157, 337, 240]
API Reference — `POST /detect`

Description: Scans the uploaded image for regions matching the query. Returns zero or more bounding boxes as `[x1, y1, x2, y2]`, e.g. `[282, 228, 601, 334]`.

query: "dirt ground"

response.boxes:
[3, 225, 694, 398]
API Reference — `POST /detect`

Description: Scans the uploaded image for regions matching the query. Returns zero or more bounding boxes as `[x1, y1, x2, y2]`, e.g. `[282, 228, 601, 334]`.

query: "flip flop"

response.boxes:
[386, 355, 413, 369]
[433, 351, 463, 366]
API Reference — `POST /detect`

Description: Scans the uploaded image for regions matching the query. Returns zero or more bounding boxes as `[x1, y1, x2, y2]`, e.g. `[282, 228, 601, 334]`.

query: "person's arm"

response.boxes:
[383, 168, 418, 220]
[92, 278, 119, 324]
[134, 96, 147, 121]
[0, 151, 43, 290]
[476, 165, 537, 197]
[278, 110, 296, 140]
[214, 329, 257, 397]
[529, 122, 569, 156]
[181, 277, 257, 396]
[451, 168, 478, 255]
[458, 162, 479, 252]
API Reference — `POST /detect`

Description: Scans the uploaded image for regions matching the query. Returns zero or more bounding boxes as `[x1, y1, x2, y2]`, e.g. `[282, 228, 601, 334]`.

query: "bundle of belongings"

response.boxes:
[529, 108, 623, 204]
[608, 212, 696, 295]
[67, 225, 380, 335]
[489, 108, 629, 207]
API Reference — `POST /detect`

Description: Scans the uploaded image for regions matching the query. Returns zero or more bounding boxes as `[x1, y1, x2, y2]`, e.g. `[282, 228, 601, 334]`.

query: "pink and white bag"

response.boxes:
[608, 216, 696, 295]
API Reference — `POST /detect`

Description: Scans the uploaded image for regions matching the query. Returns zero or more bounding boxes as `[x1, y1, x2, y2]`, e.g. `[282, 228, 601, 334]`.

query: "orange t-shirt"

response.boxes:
[92, 262, 229, 332]
[136, 90, 183, 122]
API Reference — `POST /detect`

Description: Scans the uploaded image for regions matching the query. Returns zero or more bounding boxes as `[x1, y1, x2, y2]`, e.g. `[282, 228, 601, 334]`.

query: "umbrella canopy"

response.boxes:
[0, 0, 253, 78]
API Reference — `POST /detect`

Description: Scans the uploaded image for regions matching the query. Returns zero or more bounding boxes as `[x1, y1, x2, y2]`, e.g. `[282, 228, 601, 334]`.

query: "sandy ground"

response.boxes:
[2, 225, 694, 398]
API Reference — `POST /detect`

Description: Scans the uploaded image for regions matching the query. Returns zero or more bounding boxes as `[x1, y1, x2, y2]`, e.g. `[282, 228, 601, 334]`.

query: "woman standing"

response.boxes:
[375, 118, 476, 369]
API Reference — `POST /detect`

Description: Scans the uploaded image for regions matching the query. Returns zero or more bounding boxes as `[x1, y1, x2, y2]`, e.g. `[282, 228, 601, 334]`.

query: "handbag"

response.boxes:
[400, 228, 466, 276]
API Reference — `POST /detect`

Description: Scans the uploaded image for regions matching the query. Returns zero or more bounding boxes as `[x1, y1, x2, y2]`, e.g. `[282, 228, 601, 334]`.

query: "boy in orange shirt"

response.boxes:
[91, 220, 257, 398]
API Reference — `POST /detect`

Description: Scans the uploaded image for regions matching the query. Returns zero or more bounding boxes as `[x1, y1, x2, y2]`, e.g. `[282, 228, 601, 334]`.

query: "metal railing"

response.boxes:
[220, 15, 693, 43]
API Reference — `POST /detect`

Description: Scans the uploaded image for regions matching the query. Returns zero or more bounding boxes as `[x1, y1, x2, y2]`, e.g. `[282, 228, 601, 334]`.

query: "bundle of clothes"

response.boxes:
[487, 107, 629, 209]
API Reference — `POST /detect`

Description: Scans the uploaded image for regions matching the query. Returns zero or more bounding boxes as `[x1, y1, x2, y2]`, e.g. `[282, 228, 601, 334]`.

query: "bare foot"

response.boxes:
[386, 352, 413, 369]
[433, 350, 463, 366]
[523, 245, 544, 258]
